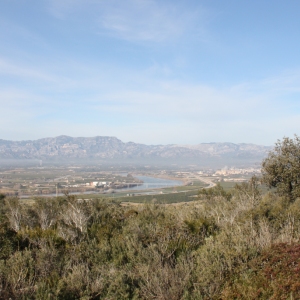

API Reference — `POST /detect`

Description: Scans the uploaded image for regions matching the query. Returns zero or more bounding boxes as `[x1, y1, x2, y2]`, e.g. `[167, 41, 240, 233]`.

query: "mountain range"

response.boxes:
[0, 135, 272, 166]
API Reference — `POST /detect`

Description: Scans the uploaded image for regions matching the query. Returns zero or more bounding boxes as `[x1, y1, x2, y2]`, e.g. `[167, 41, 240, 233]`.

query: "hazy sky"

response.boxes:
[1, 0, 300, 145]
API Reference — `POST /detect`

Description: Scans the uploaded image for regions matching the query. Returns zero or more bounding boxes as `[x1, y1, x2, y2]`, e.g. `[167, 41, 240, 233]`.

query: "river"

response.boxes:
[123, 175, 183, 191]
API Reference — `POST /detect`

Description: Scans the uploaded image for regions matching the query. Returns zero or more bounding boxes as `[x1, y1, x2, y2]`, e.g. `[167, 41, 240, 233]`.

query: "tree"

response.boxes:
[61, 195, 90, 233]
[34, 197, 60, 230]
[262, 135, 300, 201]
[4, 197, 23, 232]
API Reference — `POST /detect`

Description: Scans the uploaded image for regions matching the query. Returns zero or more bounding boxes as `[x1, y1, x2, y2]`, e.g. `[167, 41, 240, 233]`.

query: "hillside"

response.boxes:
[1, 183, 300, 299]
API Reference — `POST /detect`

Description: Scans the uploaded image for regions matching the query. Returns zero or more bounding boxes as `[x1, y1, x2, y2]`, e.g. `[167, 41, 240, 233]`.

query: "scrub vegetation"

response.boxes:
[0, 136, 300, 299]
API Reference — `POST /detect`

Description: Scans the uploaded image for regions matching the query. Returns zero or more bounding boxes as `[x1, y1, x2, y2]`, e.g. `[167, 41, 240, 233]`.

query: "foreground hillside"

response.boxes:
[0, 184, 300, 299]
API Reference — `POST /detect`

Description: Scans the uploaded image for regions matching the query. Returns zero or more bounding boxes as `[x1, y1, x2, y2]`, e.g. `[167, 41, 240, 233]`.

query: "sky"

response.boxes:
[0, 0, 300, 146]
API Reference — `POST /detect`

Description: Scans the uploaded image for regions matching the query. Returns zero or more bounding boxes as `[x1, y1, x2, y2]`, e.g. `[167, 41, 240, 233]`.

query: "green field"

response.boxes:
[219, 181, 237, 191]
[115, 189, 200, 203]
[219, 180, 271, 194]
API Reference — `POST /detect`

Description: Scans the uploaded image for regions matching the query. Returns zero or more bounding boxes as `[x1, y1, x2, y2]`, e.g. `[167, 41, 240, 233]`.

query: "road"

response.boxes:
[195, 176, 216, 188]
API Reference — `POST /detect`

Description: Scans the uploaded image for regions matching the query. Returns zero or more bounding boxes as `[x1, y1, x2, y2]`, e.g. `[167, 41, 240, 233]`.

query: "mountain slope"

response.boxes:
[0, 135, 271, 163]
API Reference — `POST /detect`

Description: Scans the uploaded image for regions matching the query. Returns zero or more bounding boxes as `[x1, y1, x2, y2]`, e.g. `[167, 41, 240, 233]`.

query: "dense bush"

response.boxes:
[222, 243, 300, 299]
[0, 175, 300, 299]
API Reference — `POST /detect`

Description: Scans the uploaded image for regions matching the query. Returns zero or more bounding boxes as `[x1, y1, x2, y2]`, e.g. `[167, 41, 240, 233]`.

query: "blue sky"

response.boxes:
[1, 0, 300, 145]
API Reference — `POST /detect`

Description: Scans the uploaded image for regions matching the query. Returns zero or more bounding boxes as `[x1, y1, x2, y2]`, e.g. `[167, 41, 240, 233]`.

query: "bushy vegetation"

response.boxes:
[0, 188, 299, 299]
[0, 136, 300, 299]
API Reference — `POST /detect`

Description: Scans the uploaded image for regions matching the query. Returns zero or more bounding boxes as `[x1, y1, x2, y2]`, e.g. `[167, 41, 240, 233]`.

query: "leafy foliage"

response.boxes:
[262, 135, 300, 201]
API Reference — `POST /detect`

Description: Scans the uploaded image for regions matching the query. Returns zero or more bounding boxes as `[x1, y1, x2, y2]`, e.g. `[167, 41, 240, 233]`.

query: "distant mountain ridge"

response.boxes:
[0, 136, 271, 164]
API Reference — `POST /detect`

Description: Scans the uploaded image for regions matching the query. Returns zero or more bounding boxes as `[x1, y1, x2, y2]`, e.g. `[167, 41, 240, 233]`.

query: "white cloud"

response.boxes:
[46, 0, 86, 19]
[91, 82, 268, 121]
[98, 0, 187, 42]
[46, 0, 206, 43]
[262, 69, 300, 93]
[0, 58, 55, 82]
[0, 57, 111, 91]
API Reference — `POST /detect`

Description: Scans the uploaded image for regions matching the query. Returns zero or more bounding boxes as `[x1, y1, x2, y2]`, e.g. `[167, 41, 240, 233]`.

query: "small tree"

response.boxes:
[4, 197, 23, 232]
[262, 135, 300, 201]
[233, 175, 261, 206]
[62, 195, 90, 233]
[34, 198, 60, 230]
